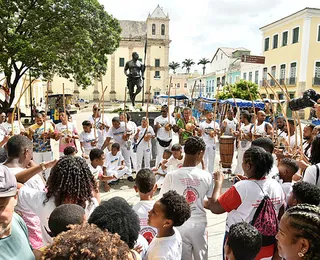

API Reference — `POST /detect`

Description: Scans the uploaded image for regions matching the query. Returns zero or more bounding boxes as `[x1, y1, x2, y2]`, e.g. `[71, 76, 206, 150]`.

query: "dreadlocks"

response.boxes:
[45, 156, 97, 208]
[284, 204, 320, 260]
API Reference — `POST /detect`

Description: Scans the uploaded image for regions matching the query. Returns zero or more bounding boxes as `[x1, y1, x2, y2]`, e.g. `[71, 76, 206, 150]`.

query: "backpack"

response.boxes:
[250, 182, 278, 247]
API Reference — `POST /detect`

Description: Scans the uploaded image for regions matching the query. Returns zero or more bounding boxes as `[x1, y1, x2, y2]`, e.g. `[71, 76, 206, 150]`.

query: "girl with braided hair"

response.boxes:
[18, 156, 99, 246]
[276, 204, 320, 260]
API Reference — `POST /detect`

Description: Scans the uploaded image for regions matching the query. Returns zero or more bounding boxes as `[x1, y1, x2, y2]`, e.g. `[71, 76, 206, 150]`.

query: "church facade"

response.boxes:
[50, 5, 171, 103]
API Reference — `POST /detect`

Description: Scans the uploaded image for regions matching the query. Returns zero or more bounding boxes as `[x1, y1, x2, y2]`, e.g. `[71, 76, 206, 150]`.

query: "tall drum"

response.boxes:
[219, 136, 235, 168]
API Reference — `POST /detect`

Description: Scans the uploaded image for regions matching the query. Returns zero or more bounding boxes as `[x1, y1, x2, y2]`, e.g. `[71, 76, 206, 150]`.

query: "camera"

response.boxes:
[289, 89, 320, 111]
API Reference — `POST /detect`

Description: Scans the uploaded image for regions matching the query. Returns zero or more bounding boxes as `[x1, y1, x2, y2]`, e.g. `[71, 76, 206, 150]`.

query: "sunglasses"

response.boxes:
[161, 110, 167, 112]
[93, 108, 101, 111]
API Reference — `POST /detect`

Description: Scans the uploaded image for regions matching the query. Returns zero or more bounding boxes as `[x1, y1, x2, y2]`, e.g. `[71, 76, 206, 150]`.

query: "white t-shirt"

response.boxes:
[302, 140, 312, 159]
[223, 118, 237, 136]
[0, 124, 7, 142]
[287, 134, 301, 149]
[218, 178, 285, 232]
[2, 121, 25, 135]
[133, 200, 157, 245]
[303, 163, 320, 187]
[238, 123, 252, 150]
[251, 121, 270, 136]
[199, 120, 220, 146]
[136, 126, 155, 150]
[106, 123, 127, 146]
[166, 154, 184, 172]
[18, 186, 99, 245]
[128, 121, 138, 141]
[144, 228, 182, 260]
[88, 164, 103, 180]
[105, 151, 123, 170]
[159, 167, 214, 224]
[281, 182, 293, 201]
[88, 115, 110, 148]
[154, 115, 175, 141]
[79, 130, 96, 151]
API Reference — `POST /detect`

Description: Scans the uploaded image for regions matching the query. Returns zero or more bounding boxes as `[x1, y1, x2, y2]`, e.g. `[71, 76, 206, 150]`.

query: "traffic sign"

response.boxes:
[241, 55, 265, 64]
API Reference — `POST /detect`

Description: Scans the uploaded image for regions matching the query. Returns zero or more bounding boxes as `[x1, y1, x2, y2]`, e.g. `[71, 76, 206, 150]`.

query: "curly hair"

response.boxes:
[292, 182, 320, 206]
[184, 136, 206, 155]
[251, 137, 275, 153]
[135, 168, 156, 194]
[45, 156, 97, 208]
[243, 146, 274, 179]
[88, 197, 140, 249]
[280, 158, 299, 174]
[284, 204, 320, 260]
[227, 222, 262, 260]
[43, 223, 132, 259]
[160, 190, 191, 227]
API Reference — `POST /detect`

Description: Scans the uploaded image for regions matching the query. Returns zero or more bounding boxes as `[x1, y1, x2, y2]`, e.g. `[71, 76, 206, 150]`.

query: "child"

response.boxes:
[287, 181, 320, 208]
[105, 143, 129, 184]
[145, 190, 191, 260]
[152, 149, 172, 189]
[48, 204, 85, 237]
[79, 120, 97, 160]
[166, 144, 184, 171]
[133, 169, 158, 245]
[224, 222, 262, 260]
[63, 146, 77, 156]
[278, 158, 299, 200]
[89, 148, 115, 192]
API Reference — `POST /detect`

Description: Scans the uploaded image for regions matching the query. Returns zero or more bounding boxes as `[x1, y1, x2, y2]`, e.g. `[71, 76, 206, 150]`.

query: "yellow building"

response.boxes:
[259, 7, 320, 118]
[169, 73, 194, 96]
[50, 5, 170, 102]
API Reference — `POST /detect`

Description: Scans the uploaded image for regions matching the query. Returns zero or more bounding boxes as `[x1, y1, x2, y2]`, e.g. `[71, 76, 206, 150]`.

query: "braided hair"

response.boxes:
[45, 156, 97, 208]
[284, 204, 320, 260]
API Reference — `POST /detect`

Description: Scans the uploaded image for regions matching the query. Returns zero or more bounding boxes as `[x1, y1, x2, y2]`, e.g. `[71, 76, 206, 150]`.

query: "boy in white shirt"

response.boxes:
[133, 169, 158, 245]
[79, 120, 97, 161]
[145, 190, 191, 260]
[166, 144, 184, 172]
[104, 143, 129, 185]
[152, 149, 172, 189]
[89, 148, 115, 193]
[277, 158, 299, 201]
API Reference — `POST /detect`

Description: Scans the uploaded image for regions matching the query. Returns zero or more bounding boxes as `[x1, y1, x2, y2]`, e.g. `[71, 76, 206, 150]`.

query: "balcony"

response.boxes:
[313, 77, 320, 86]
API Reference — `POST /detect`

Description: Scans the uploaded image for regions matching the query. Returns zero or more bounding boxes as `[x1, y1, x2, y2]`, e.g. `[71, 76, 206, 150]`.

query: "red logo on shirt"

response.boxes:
[183, 187, 199, 204]
[141, 227, 157, 244]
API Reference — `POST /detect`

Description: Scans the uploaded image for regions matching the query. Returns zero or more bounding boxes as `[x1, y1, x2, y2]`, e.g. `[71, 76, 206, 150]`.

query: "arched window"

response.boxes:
[152, 24, 156, 35]
[161, 24, 165, 35]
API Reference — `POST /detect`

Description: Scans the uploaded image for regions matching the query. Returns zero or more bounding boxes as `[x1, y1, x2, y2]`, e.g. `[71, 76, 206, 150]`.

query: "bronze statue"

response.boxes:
[124, 52, 145, 106]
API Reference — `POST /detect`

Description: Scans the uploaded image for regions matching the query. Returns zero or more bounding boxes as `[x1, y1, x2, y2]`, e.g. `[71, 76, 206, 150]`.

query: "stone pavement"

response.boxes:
[49, 110, 235, 260]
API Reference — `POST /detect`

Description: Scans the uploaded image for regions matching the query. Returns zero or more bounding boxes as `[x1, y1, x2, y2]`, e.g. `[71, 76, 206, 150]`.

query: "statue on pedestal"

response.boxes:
[124, 52, 145, 106]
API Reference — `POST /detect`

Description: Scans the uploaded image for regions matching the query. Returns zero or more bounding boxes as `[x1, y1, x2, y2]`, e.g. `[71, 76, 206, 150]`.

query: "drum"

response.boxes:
[219, 136, 235, 168]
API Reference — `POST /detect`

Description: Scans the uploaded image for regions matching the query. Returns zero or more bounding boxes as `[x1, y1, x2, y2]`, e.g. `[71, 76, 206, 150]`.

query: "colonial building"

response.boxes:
[168, 73, 194, 96]
[50, 5, 171, 103]
[259, 7, 320, 118]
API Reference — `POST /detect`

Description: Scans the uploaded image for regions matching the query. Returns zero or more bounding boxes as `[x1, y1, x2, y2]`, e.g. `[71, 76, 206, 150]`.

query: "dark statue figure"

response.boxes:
[124, 52, 145, 106]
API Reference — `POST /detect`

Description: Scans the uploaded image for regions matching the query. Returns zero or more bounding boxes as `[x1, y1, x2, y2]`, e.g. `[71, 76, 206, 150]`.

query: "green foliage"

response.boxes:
[217, 80, 259, 100]
[0, 0, 121, 109]
[182, 59, 195, 74]
[169, 61, 180, 74]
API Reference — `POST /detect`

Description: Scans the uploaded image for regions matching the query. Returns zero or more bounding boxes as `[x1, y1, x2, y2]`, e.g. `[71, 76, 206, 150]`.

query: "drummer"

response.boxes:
[221, 110, 238, 136]
[175, 107, 198, 146]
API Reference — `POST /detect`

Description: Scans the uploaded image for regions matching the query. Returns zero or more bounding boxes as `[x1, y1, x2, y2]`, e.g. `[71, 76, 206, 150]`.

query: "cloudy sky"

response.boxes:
[100, 0, 320, 71]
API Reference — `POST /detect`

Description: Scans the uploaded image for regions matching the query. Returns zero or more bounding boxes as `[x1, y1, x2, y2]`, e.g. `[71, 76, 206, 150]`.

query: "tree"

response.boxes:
[181, 59, 195, 74]
[0, 0, 121, 110]
[169, 61, 180, 74]
[217, 80, 259, 100]
[198, 58, 210, 75]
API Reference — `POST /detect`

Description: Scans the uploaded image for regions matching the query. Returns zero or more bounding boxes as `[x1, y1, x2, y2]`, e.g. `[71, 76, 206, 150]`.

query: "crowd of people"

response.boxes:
[0, 102, 319, 260]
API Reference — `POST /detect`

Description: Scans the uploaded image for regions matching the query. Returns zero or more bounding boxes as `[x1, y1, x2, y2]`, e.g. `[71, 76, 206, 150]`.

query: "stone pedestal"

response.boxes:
[109, 90, 116, 101]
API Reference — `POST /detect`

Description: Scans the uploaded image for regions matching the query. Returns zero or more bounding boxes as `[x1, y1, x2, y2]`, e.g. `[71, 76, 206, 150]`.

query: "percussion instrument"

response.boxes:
[219, 136, 235, 168]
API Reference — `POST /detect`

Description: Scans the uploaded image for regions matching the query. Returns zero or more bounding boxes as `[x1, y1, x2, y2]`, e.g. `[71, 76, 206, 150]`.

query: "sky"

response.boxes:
[99, 0, 320, 72]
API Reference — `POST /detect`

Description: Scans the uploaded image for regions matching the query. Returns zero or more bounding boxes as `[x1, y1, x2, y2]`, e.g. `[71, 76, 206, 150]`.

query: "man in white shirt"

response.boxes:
[88, 104, 110, 149]
[221, 110, 237, 136]
[302, 124, 315, 160]
[199, 111, 220, 173]
[2, 108, 25, 136]
[154, 105, 175, 166]
[284, 119, 301, 150]
[101, 117, 134, 182]
[160, 136, 214, 260]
